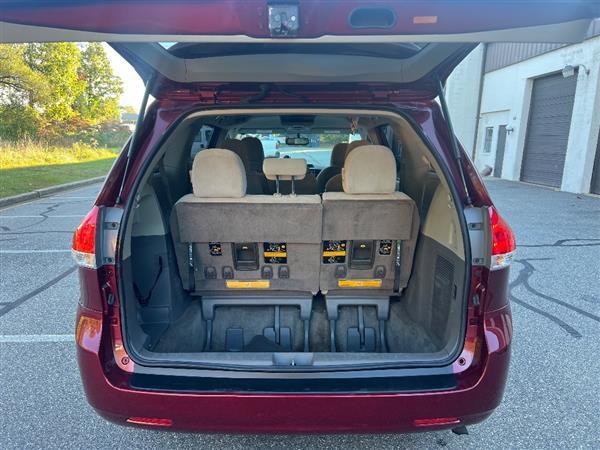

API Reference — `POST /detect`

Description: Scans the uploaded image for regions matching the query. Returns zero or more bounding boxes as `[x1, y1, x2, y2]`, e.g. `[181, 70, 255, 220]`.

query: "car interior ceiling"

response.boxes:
[119, 110, 467, 368]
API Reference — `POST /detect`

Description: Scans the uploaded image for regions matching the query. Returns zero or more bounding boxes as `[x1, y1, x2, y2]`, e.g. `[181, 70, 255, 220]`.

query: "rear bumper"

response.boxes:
[76, 302, 511, 434]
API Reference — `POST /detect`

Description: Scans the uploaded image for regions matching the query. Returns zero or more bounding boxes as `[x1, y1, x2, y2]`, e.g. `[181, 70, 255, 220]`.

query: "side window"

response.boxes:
[380, 124, 403, 164]
[380, 125, 403, 190]
[190, 125, 215, 159]
[483, 127, 494, 153]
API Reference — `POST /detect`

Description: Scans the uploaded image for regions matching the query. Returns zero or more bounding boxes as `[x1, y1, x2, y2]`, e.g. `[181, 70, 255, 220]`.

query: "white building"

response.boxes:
[446, 22, 600, 195]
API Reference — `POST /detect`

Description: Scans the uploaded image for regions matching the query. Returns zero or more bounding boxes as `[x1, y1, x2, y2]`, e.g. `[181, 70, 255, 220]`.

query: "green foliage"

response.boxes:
[0, 141, 118, 198]
[121, 105, 137, 114]
[0, 104, 43, 141]
[0, 43, 125, 142]
[0, 141, 117, 169]
[0, 44, 49, 105]
[23, 43, 85, 122]
[76, 43, 123, 123]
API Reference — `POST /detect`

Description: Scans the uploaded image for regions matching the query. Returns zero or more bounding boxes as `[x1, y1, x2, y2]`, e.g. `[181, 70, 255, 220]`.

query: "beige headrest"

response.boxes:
[342, 145, 397, 194]
[263, 158, 307, 181]
[191, 149, 247, 198]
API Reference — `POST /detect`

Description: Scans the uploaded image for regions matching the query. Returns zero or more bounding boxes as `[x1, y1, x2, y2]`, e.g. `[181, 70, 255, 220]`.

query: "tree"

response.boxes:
[121, 105, 137, 114]
[23, 42, 85, 122]
[75, 43, 123, 124]
[0, 45, 48, 141]
[0, 44, 48, 105]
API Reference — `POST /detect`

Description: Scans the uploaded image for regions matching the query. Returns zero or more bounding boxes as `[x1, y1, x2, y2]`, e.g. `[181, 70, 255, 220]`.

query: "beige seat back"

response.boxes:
[171, 149, 322, 295]
[222, 138, 266, 194]
[320, 145, 419, 295]
[316, 142, 347, 193]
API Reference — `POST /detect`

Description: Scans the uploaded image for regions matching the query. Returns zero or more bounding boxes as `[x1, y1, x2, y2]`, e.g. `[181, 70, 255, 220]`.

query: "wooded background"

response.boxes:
[0, 43, 130, 147]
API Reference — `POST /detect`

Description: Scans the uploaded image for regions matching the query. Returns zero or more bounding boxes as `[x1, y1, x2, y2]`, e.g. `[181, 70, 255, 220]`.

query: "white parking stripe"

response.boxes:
[0, 334, 74, 343]
[0, 215, 83, 218]
[0, 250, 71, 254]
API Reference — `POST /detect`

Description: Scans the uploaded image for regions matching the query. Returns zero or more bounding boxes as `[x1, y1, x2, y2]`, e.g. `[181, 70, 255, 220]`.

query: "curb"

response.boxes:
[0, 176, 105, 209]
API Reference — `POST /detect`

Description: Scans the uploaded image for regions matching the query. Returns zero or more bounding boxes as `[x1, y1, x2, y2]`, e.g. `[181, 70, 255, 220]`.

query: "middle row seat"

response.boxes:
[171, 145, 419, 297]
[171, 148, 322, 294]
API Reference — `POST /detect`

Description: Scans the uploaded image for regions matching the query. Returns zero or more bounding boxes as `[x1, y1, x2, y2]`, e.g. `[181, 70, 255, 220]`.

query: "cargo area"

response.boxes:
[118, 108, 469, 369]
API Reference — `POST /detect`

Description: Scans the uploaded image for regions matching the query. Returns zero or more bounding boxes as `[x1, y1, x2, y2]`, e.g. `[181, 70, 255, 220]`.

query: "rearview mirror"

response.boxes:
[285, 136, 310, 146]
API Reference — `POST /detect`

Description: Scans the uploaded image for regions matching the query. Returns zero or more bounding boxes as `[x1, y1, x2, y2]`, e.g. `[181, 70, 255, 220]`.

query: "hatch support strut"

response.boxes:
[436, 77, 473, 206]
[116, 76, 154, 205]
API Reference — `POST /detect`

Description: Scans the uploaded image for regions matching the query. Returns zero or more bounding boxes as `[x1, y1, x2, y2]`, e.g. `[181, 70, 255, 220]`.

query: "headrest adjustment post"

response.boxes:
[275, 175, 281, 196]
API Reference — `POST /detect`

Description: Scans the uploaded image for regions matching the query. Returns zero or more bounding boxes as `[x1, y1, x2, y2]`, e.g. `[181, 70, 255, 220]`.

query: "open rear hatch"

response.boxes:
[1, 1, 597, 96]
[3, 1, 596, 370]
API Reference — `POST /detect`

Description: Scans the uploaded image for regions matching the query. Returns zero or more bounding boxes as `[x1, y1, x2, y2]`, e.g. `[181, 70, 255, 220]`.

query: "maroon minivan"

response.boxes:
[2, 0, 597, 434]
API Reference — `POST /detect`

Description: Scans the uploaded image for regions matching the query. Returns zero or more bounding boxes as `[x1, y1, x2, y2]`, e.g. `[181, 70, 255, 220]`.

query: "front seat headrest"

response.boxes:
[263, 158, 307, 181]
[330, 143, 348, 167]
[191, 149, 247, 198]
[241, 136, 265, 172]
[344, 139, 370, 159]
[222, 138, 250, 169]
[342, 145, 397, 194]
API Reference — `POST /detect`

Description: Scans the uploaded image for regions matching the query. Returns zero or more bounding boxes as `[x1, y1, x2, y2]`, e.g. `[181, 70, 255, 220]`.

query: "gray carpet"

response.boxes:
[153, 298, 438, 354]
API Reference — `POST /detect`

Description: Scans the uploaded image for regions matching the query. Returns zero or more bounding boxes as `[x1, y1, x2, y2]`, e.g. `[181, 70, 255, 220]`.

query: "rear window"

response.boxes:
[190, 125, 215, 159]
[236, 132, 364, 169]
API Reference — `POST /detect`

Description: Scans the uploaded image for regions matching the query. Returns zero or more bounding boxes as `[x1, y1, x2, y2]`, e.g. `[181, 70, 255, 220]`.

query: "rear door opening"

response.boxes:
[7, 0, 592, 375]
[116, 107, 475, 369]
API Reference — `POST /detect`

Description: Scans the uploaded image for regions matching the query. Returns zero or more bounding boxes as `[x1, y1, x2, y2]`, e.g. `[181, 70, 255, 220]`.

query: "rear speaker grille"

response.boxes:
[431, 255, 455, 337]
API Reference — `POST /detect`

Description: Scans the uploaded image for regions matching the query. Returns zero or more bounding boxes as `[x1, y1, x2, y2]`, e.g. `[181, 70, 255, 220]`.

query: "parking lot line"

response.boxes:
[0, 334, 74, 343]
[0, 249, 71, 254]
[0, 215, 84, 218]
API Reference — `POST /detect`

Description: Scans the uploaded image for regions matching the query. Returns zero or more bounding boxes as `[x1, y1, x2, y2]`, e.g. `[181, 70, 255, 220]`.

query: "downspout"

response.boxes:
[471, 44, 487, 161]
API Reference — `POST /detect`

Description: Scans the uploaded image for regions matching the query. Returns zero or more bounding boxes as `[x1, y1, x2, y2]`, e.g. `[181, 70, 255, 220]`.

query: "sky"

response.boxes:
[103, 44, 145, 108]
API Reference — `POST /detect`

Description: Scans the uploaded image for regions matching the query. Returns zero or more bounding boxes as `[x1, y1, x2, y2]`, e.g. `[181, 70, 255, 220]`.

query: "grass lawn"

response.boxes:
[0, 143, 119, 199]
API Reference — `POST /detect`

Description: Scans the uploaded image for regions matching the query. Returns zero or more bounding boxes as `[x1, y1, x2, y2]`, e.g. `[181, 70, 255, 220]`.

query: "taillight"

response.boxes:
[72, 206, 100, 269]
[489, 206, 516, 270]
[126, 417, 173, 427]
[414, 417, 460, 427]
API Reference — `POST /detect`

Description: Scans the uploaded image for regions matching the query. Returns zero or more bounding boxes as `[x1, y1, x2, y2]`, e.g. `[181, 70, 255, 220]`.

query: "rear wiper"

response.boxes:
[116, 76, 154, 205]
[436, 77, 473, 207]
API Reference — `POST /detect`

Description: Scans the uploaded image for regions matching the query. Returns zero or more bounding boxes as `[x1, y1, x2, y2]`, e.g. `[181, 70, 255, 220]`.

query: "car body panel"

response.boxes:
[77, 263, 511, 433]
[1, 0, 596, 40]
[1, 1, 597, 93]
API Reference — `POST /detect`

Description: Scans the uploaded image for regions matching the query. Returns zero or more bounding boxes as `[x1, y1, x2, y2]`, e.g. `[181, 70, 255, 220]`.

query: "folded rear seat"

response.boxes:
[319, 144, 419, 352]
[171, 150, 322, 350]
[171, 149, 322, 296]
[320, 144, 419, 295]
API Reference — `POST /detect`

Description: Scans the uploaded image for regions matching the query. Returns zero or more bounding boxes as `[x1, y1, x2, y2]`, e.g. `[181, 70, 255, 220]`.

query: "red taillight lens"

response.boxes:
[72, 206, 99, 269]
[126, 417, 173, 427]
[414, 417, 460, 427]
[489, 206, 516, 270]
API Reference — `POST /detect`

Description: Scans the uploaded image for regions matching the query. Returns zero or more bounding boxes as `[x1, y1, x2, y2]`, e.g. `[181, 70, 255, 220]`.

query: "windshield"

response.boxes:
[237, 132, 363, 169]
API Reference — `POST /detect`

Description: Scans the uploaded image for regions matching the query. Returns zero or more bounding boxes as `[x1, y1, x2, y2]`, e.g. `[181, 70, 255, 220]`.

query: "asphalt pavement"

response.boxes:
[1, 180, 599, 449]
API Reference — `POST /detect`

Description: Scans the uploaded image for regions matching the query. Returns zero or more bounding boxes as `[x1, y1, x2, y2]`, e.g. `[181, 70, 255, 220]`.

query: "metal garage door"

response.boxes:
[520, 72, 577, 187]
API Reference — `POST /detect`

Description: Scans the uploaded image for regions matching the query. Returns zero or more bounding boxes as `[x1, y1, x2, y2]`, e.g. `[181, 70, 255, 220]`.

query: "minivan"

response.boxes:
[2, 0, 597, 433]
